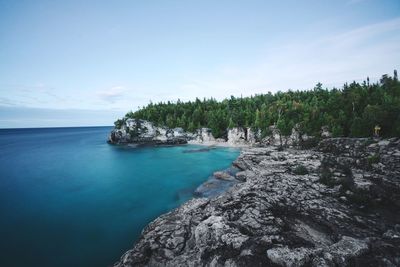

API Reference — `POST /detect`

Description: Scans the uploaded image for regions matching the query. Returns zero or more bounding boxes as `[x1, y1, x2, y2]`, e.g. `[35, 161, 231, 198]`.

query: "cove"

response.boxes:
[0, 127, 239, 267]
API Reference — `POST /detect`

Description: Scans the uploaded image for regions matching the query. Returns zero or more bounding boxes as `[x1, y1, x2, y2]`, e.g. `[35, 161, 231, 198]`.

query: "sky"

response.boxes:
[0, 0, 399, 128]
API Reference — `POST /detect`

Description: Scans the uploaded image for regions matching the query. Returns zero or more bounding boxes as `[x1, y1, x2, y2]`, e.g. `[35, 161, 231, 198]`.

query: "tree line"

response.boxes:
[115, 71, 400, 139]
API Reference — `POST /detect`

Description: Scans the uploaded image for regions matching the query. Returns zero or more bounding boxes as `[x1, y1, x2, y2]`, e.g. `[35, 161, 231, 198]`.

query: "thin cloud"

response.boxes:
[97, 86, 127, 103]
[0, 97, 18, 106]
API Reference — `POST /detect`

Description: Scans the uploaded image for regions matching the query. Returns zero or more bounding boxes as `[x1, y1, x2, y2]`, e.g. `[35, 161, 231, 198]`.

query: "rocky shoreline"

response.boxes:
[108, 119, 261, 147]
[113, 137, 400, 267]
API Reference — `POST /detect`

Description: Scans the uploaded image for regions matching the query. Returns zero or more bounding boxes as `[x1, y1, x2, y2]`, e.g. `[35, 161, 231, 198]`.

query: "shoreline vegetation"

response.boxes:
[115, 71, 400, 141]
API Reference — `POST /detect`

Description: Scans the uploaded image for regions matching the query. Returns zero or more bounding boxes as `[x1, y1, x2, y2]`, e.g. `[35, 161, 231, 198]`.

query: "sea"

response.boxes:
[0, 126, 239, 267]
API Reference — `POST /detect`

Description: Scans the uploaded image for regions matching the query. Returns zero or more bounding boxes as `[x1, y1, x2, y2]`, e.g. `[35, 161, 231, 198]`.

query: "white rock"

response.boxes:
[227, 128, 247, 145]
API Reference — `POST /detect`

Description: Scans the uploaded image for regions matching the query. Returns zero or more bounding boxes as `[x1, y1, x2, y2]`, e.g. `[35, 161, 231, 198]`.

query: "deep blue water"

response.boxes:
[0, 127, 239, 267]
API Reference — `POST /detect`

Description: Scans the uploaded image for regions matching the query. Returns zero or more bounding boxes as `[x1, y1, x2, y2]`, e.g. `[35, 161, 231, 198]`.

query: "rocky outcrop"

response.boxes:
[262, 125, 307, 147]
[114, 137, 400, 266]
[227, 128, 247, 146]
[194, 128, 216, 143]
[226, 127, 261, 146]
[109, 119, 254, 147]
[108, 119, 188, 145]
[109, 118, 338, 148]
[247, 128, 260, 144]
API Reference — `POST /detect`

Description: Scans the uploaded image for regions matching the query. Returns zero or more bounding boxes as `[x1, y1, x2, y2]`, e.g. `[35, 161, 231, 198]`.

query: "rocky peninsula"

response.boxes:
[110, 120, 400, 266]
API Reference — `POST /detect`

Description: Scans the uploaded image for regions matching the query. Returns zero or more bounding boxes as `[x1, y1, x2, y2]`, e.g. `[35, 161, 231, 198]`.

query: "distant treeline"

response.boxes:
[116, 71, 400, 138]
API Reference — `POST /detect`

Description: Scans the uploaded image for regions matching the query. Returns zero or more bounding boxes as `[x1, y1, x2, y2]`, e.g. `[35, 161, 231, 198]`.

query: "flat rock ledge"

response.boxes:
[114, 138, 400, 267]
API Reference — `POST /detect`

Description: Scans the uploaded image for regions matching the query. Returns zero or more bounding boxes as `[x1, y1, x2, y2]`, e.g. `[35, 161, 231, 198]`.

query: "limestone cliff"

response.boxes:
[108, 119, 188, 146]
[108, 119, 262, 146]
[108, 119, 332, 147]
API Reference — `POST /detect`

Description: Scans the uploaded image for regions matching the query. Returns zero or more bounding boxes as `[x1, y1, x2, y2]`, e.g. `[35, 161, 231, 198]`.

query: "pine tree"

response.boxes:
[254, 109, 261, 130]
[228, 117, 235, 129]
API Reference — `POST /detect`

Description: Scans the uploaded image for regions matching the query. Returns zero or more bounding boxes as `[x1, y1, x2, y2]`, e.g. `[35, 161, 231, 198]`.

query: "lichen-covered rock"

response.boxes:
[114, 138, 400, 266]
[267, 246, 315, 267]
[328, 236, 369, 265]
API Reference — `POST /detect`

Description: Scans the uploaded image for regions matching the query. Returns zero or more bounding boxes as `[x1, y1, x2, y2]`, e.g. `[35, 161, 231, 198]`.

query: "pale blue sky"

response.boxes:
[0, 0, 399, 128]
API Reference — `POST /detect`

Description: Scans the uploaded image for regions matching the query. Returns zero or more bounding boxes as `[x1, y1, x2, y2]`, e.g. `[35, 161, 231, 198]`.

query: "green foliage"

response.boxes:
[331, 125, 344, 137]
[319, 164, 354, 191]
[228, 117, 235, 129]
[293, 165, 309, 175]
[319, 167, 335, 187]
[114, 119, 125, 129]
[117, 72, 400, 138]
[128, 118, 145, 138]
[367, 154, 380, 168]
[277, 118, 292, 136]
[339, 165, 354, 192]
[350, 117, 367, 137]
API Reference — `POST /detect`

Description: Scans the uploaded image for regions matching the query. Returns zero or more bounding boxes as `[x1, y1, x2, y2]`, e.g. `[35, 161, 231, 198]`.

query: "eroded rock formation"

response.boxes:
[108, 119, 188, 145]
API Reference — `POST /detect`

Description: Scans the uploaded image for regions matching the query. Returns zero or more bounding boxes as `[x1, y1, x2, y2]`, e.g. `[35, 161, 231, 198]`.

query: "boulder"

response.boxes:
[321, 126, 332, 138]
[328, 236, 369, 265]
[267, 246, 314, 267]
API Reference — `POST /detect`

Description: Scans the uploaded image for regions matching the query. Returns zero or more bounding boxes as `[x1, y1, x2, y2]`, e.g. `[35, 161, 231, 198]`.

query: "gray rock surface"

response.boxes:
[227, 128, 247, 146]
[114, 138, 400, 267]
[194, 128, 216, 143]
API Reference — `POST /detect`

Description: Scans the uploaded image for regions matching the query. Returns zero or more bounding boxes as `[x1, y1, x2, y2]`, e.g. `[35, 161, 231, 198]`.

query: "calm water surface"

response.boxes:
[0, 127, 239, 267]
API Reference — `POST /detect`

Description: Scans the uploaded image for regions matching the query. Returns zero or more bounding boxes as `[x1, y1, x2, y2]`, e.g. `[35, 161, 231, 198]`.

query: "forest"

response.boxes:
[115, 71, 400, 139]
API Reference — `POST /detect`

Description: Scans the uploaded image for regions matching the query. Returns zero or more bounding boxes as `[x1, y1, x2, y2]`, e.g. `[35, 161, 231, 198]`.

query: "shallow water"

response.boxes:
[0, 127, 239, 267]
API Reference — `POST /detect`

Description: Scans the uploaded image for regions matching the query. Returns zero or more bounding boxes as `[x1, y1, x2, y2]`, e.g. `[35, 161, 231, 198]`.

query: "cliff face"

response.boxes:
[108, 119, 264, 146]
[108, 119, 189, 145]
[113, 138, 400, 267]
[108, 119, 334, 147]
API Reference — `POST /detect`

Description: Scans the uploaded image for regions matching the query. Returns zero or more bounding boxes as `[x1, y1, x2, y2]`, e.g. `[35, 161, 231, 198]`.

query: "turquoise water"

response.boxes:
[0, 127, 239, 267]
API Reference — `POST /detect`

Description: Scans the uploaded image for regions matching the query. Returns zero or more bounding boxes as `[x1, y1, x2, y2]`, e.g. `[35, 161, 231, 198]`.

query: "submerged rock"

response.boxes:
[182, 148, 214, 153]
[114, 138, 400, 266]
[213, 171, 235, 181]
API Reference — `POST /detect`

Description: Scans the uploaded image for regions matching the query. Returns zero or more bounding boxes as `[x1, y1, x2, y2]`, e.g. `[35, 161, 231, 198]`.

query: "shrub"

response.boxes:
[293, 165, 309, 175]
[367, 154, 380, 165]
[319, 167, 335, 187]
